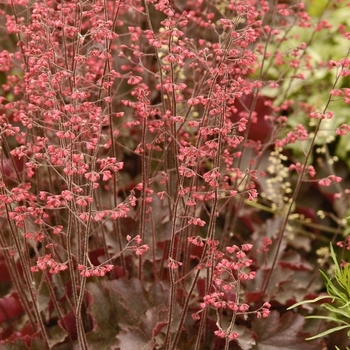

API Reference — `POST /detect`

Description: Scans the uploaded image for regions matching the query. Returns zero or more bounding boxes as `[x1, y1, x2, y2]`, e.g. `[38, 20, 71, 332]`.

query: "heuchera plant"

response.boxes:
[0, 0, 350, 349]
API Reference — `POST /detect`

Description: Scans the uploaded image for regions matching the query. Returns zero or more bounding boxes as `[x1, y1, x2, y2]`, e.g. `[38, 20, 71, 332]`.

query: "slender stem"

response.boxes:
[3, 203, 50, 346]
[261, 50, 349, 298]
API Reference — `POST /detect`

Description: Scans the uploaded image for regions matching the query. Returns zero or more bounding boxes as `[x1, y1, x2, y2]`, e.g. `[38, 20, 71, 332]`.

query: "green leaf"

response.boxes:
[305, 315, 348, 325]
[322, 303, 350, 320]
[287, 295, 334, 310]
[305, 325, 350, 340]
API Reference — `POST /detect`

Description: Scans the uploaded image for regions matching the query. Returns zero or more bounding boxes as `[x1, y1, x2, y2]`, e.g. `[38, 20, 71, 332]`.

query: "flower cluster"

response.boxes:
[126, 234, 149, 256]
[31, 254, 68, 274]
[190, 242, 270, 342]
[78, 264, 114, 278]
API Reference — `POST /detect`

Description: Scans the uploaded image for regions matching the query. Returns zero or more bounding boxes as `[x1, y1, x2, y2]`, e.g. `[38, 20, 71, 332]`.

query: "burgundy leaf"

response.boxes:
[152, 322, 167, 337]
[58, 311, 78, 340]
[88, 248, 107, 266]
[0, 292, 24, 324]
[111, 278, 169, 325]
[279, 251, 313, 271]
[0, 254, 11, 282]
[0, 337, 46, 350]
[0, 323, 38, 348]
[140, 306, 168, 337]
[236, 325, 256, 350]
[252, 311, 323, 350]
[230, 94, 274, 142]
[80, 281, 126, 349]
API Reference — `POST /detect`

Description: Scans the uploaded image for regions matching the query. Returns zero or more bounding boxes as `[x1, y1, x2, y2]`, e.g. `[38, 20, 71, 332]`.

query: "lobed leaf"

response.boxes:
[252, 311, 322, 350]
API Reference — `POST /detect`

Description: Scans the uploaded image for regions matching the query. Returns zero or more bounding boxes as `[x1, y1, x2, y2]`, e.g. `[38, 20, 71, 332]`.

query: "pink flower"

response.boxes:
[214, 330, 226, 339]
[127, 76, 142, 85]
[226, 245, 240, 254]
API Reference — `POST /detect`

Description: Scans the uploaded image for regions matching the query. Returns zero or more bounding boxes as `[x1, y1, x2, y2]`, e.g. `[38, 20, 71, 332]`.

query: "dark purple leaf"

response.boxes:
[252, 311, 324, 350]
[0, 292, 24, 324]
[279, 251, 313, 271]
